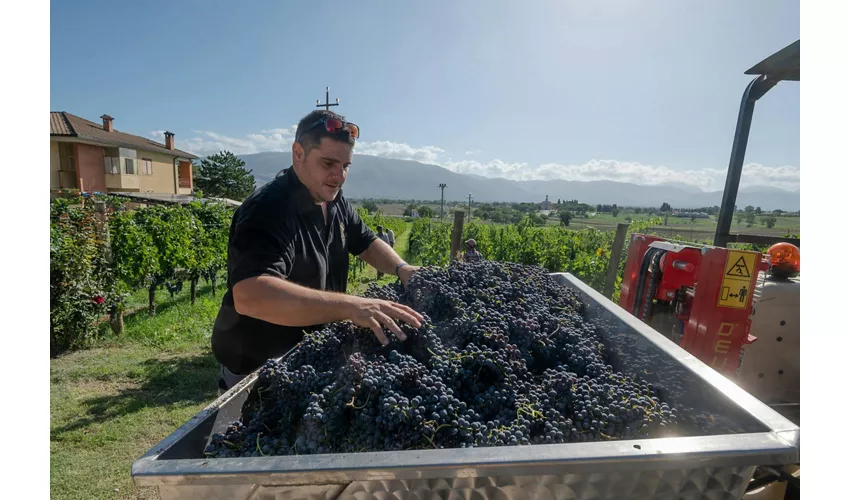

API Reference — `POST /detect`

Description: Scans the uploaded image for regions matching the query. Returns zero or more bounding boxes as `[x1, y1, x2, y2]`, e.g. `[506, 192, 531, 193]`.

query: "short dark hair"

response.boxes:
[295, 109, 355, 154]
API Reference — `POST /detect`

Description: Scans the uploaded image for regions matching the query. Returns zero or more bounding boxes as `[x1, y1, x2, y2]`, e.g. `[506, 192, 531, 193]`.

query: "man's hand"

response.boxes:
[345, 296, 424, 346]
[397, 264, 420, 286]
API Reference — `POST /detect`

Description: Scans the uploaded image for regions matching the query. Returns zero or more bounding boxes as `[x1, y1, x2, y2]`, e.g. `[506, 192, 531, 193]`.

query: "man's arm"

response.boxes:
[234, 276, 423, 345]
[359, 239, 420, 285]
[228, 203, 421, 345]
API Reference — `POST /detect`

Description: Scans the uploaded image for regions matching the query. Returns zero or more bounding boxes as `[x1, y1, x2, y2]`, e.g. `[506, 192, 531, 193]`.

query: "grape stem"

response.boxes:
[347, 391, 372, 409]
[256, 433, 267, 456]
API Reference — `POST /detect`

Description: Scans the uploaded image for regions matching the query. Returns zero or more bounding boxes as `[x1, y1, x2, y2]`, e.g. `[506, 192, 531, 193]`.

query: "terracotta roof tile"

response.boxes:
[50, 112, 74, 135]
[50, 112, 198, 159]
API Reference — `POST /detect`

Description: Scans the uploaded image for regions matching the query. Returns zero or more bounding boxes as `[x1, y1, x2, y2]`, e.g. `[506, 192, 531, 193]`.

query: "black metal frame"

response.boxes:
[713, 40, 800, 248]
[745, 465, 800, 499]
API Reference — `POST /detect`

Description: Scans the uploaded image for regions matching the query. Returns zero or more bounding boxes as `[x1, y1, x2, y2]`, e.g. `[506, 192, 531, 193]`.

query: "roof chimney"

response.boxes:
[100, 114, 114, 132]
[164, 131, 175, 150]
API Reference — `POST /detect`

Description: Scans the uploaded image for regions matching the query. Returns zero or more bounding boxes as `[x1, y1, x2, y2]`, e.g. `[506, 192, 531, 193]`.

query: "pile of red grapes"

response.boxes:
[205, 261, 688, 458]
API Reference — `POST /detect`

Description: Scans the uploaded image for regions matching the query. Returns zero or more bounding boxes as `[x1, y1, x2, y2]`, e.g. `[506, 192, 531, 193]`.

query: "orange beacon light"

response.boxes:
[766, 242, 800, 278]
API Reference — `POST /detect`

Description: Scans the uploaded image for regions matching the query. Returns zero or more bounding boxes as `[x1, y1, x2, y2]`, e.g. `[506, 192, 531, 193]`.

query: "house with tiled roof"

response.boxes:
[50, 112, 198, 195]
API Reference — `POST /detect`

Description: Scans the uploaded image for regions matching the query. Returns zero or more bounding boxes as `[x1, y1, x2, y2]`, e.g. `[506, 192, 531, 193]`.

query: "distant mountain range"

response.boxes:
[239, 152, 800, 211]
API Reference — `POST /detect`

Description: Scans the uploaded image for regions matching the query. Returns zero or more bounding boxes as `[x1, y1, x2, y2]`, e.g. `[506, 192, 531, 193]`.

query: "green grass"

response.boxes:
[121, 275, 225, 313]
[567, 212, 799, 236]
[347, 223, 413, 295]
[51, 282, 222, 500]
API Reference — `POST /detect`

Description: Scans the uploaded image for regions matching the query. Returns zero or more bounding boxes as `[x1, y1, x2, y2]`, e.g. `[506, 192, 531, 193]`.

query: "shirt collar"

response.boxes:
[284, 166, 343, 214]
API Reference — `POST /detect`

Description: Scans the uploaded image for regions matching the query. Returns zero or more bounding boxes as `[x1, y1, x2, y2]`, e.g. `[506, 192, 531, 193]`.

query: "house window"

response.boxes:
[58, 143, 76, 172]
[104, 157, 120, 174]
[124, 158, 137, 175]
[140, 159, 153, 175]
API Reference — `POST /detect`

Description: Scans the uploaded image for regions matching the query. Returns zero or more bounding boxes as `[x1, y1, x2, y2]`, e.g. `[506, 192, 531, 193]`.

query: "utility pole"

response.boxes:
[316, 86, 340, 111]
[438, 183, 447, 221]
[467, 193, 473, 220]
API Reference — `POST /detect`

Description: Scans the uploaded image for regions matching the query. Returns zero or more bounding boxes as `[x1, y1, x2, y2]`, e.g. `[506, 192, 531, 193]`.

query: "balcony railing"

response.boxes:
[178, 178, 192, 188]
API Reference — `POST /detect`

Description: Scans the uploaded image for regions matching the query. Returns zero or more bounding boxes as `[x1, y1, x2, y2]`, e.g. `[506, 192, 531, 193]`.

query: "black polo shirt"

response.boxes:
[211, 166, 377, 374]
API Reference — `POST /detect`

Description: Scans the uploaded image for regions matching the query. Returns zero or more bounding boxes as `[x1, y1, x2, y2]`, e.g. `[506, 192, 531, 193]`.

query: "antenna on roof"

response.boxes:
[316, 86, 340, 111]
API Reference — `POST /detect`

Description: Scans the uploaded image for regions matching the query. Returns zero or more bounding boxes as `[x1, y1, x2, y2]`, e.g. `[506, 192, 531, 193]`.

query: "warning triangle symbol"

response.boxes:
[726, 256, 751, 278]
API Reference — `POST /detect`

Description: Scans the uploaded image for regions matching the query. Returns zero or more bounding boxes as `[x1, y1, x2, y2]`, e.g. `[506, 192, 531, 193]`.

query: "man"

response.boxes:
[463, 239, 484, 262]
[212, 110, 423, 393]
[376, 225, 389, 244]
[386, 228, 396, 248]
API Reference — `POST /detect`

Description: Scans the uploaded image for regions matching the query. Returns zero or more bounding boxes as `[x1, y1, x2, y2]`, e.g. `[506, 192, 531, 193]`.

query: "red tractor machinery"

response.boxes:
[619, 235, 766, 377]
[618, 40, 800, 499]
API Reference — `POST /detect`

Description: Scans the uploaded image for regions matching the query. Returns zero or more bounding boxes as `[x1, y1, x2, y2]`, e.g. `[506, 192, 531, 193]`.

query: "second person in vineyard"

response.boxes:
[211, 109, 423, 393]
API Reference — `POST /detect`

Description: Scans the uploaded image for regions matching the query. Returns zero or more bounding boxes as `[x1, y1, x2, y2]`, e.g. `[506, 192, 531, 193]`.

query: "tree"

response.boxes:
[660, 202, 672, 212]
[744, 205, 755, 213]
[403, 204, 417, 217]
[736, 214, 744, 225]
[611, 207, 620, 218]
[418, 205, 434, 218]
[362, 200, 379, 214]
[558, 209, 572, 227]
[528, 213, 548, 226]
[745, 212, 756, 227]
[755, 207, 762, 215]
[194, 151, 256, 201]
[761, 214, 777, 228]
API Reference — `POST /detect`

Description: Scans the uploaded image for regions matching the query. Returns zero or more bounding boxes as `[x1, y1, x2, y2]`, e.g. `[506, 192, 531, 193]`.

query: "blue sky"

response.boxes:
[50, 0, 799, 191]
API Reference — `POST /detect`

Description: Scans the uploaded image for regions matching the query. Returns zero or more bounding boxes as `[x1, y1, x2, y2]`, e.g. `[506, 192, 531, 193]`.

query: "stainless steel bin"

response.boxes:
[132, 273, 800, 500]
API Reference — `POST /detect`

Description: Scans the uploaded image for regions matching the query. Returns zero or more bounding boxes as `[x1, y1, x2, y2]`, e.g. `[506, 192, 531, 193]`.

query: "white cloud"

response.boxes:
[354, 141, 445, 164]
[176, 127, 298, 157]
[175, 128, 798, 191]
[441, 158, 799, 192]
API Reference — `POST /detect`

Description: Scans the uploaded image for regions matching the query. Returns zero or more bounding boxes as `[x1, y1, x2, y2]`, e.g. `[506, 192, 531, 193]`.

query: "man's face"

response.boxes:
[293, 137, 353, 203]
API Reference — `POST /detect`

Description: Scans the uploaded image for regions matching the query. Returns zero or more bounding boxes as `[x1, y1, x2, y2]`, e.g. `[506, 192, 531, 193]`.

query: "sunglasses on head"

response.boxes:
[295, 116, 360, 143]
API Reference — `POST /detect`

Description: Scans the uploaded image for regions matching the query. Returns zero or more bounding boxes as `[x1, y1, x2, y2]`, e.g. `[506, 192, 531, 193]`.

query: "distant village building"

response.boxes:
[673, 211, 710, 219]
[539, 195, 553, 211]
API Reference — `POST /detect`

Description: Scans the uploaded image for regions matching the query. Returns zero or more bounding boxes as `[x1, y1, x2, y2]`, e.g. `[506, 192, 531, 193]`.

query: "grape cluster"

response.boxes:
[163, 280, 183, 297]
[205, 261, 706, 458]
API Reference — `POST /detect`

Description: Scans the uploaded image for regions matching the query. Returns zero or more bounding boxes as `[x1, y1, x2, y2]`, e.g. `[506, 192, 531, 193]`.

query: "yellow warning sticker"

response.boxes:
[717, 250, 757, 309]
